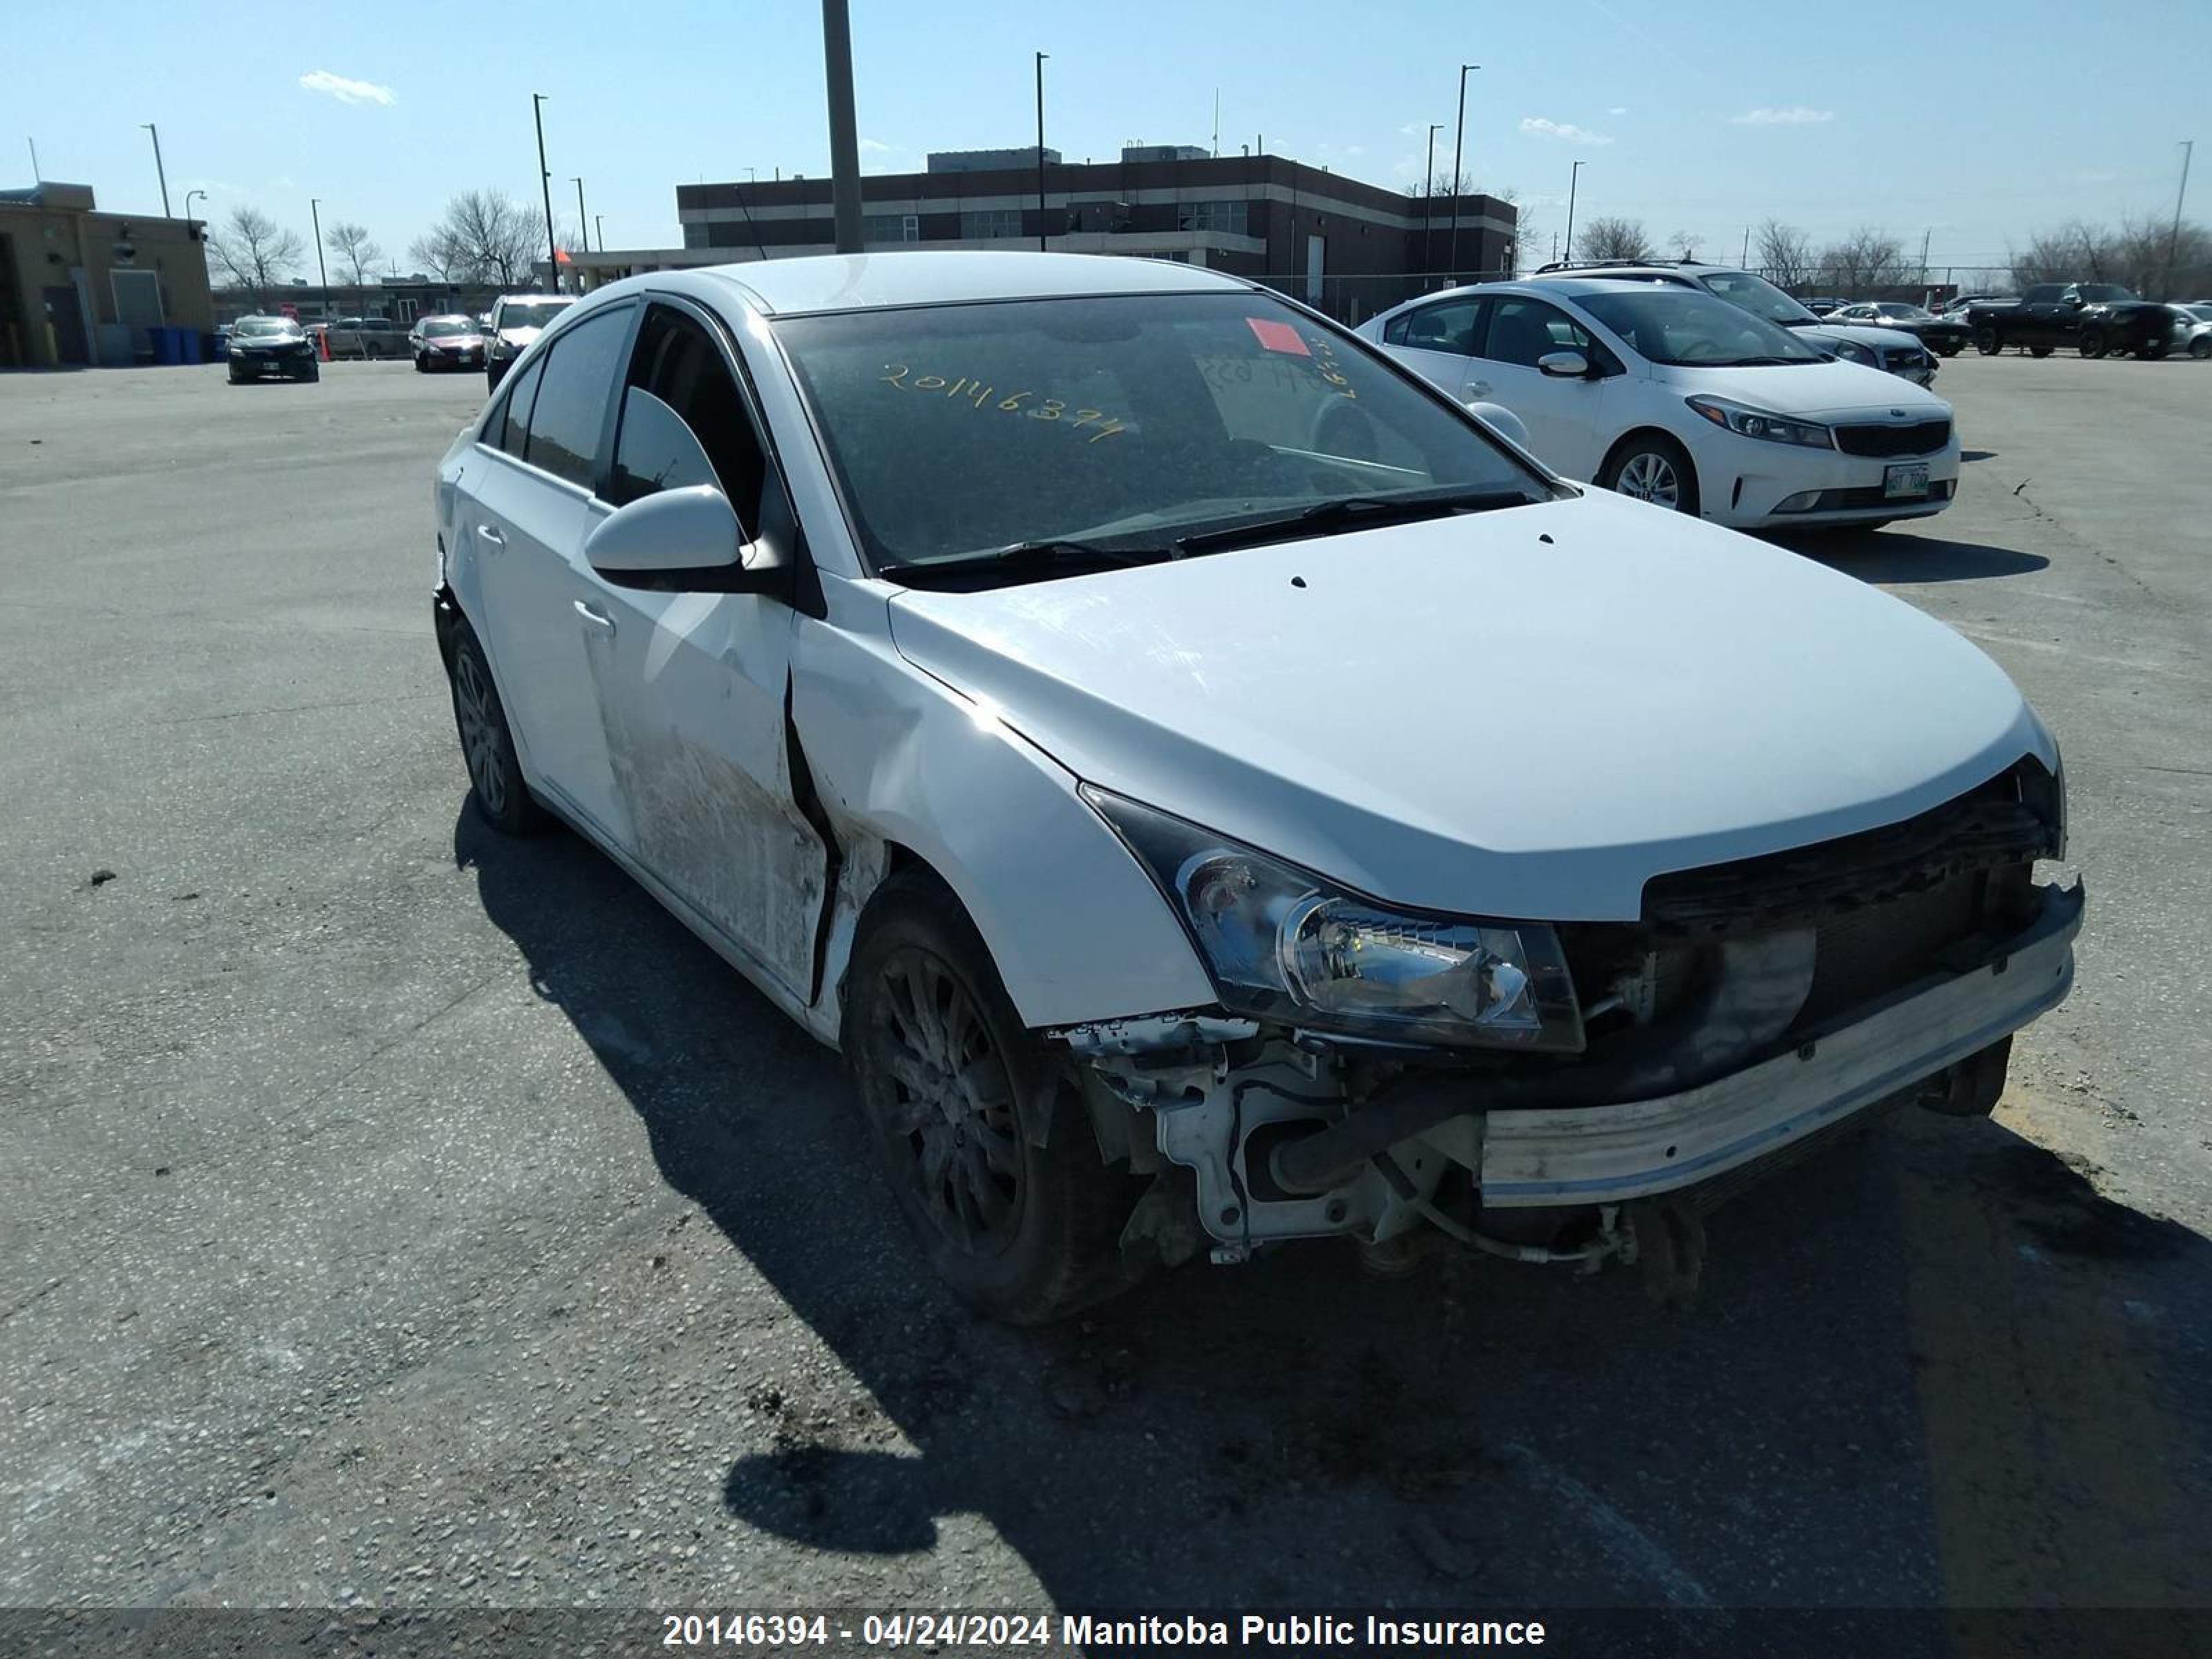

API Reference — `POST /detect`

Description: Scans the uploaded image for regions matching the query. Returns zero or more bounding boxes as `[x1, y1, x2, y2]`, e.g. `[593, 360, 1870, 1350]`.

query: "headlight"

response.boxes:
[1826, 339, 1875, 366]
[1082, 786, 1584, 1051]
[1685, 395, 1835, 449]
[227, 344, 245, 357]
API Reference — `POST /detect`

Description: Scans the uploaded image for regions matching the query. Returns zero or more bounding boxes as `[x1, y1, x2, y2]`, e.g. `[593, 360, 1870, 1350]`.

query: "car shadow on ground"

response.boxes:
[457, 810, 2212, 1622]
[1774, 525, 2050, 585]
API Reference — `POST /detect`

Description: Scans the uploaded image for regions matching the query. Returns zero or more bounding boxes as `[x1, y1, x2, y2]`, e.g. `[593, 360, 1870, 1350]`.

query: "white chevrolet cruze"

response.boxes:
[1357, 277, 1961, 532]
[434, 252, 2076, 1322]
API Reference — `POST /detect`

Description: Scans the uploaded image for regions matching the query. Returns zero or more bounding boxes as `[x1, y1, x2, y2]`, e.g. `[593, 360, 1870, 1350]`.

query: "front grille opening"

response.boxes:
[1836, 419, 1952, 458]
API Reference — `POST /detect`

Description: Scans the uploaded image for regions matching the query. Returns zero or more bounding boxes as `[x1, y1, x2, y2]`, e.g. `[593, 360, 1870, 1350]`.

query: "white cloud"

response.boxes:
[299, 69, 395, 106]
[859, 138, 895, 153]
[1729, 106, 1833, 126]
[1606, 106, 1630, 116]
[1520, 116, 1613, 147]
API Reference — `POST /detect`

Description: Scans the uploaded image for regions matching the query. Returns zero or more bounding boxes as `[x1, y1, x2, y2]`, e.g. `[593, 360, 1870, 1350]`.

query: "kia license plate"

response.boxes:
[1884, 462, 1930, 500]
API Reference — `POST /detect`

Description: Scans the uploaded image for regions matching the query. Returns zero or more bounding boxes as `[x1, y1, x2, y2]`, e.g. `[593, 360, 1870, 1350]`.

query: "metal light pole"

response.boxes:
[1422, 124, 1442, 272]
[2166, 140, 2195, 300]
[1447, 64, 1477, 276]
[1563, 160, 1585, 263]
[822, 0, 863, 254]
[532, 94, 558, 290]
[141, 123, 170, 216]
[184, 187, 206, 221]
[310, 196, 329, 294]
[594, 214, 604, 253]
[1035, 52, 1050, 252]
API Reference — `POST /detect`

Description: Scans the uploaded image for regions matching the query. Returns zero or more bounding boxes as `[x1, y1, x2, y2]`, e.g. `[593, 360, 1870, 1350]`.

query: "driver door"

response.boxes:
[574, 297, 827, 1006]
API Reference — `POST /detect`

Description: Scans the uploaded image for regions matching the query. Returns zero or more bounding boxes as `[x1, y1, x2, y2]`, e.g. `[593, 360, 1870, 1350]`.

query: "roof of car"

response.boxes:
[689, 251, 1248, 316]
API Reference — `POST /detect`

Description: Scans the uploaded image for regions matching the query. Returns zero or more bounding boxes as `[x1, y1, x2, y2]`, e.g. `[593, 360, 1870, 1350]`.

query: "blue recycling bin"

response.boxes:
[149, 326, 180, 366]
[176, 328, 202, 365]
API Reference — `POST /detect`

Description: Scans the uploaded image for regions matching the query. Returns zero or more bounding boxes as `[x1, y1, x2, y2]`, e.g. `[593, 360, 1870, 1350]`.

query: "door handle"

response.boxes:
[573, 600, 617, 635]
[474, 524, 505, 549]
[1467, 379, 1492, 397]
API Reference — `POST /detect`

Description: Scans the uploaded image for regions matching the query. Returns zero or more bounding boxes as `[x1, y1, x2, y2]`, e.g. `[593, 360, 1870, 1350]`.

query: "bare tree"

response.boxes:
[416, 190, 543, 288]
[1818, 226, 1909, 295]
[1575, 216, 1653, 261]
[1667, 229, 1703, 261]
[2010, 216, 2212, 297]
[1755, 218, 1816, 288]
[207, 206, 305, 306]
[1497, 187, 1539, 276]
[324, 220, 382, 317]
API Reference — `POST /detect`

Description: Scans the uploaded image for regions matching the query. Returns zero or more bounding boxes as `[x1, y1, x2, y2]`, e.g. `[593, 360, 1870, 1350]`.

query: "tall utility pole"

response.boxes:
[1742, 226, 1752, 266]
[594, 214, 604, 253]
[1563, 160, 1585, 263]
[309, 197, 329, 294]
[572, 177, 588, 253]
[1035, 52, 1050, 252]
[1447, 63, 1478, 275]
[2167, 140, 2195, 299]
[822, 0, 863, 254]
[141, 123, 170, 216]
[27, 137, 41, 182]
[532, 95, 558, 290]
[1422, 123, 1443, 272]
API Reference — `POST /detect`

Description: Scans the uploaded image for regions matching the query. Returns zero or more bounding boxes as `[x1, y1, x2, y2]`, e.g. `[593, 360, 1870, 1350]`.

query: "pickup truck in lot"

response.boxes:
[1969, 284, 2182, 359]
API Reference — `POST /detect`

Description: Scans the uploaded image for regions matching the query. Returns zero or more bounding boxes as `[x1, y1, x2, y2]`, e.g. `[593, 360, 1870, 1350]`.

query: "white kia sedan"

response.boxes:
[1358, 278, 1962, 532]
[434, 252, 2077, 1320]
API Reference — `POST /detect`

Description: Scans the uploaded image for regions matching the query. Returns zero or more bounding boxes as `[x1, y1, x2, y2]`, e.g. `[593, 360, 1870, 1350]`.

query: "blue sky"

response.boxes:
[15, 0, 2200, 277]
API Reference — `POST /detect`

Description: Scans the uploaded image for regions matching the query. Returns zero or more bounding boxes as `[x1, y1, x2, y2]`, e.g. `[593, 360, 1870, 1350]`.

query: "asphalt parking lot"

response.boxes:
[3, 351, 2209, 1626]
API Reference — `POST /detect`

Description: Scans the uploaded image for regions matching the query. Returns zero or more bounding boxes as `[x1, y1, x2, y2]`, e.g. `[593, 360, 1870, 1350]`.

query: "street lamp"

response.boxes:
[140, 122, 170, 217]
[594, 214, 605, 253]
[1422, 123, 1443, 272]
[1563, 160, 1586, 263]
[309, 196, 329, 294]
[183, 187, 207, 222]
[532, 94, 557, 290]
[1447, 64, 1477, 275]
[2167, 140, 2195, 300]
[572, 176, 588, 268]
[1035, 51, 1050, 252]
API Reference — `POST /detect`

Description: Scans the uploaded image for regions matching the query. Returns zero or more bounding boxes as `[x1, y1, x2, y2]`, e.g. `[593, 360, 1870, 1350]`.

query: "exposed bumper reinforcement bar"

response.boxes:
[1474, 880, 2082, 1207]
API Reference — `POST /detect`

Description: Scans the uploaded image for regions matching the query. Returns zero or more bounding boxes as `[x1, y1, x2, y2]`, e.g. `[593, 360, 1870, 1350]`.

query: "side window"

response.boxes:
[1480, 297, 1595, 368]
[1399, 298, 1483, 355]
[522, 306, 633, 489]
[606, 303, 769, 532]
[493, 355, 547, 460]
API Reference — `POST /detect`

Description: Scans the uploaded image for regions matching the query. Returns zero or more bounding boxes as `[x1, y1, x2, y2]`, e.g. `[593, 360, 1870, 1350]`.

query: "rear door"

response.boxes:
[1378, 296, 1488, 399]
[572, 297, 825, 1003]
[467, 303, 639, 846]
[1468, 294, 1613, 478]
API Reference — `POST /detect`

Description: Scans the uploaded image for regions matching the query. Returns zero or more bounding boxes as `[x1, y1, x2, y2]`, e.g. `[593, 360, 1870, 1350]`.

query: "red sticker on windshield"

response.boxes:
[1247, 318, 1311, 355]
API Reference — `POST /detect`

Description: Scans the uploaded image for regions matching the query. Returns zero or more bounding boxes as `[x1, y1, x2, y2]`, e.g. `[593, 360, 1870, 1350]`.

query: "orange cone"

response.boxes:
[317, 327, 330, 363]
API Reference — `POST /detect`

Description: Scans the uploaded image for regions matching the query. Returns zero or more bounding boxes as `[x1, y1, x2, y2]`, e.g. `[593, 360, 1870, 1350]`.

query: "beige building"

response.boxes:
[0, 182, 216, 368]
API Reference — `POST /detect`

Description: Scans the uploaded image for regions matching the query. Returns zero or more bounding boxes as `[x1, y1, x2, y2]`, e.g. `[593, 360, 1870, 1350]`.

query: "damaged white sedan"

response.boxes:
[433, 252, 2081, 1321]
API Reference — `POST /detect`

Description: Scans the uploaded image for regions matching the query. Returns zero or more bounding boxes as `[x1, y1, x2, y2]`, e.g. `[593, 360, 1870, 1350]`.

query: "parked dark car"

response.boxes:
[1827, 301, 1974, 357]
[1968, 283, 2180, 359]
[225, 314, 319, 384]
[409, 314, 489, 373]
[1801, 297, 1846, 315]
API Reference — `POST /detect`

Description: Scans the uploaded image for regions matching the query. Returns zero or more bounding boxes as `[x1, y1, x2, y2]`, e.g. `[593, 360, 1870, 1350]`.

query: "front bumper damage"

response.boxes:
[1060, 877, 2081, 1280]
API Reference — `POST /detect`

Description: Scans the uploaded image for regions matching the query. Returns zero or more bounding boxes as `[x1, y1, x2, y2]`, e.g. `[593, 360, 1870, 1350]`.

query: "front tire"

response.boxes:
[415, 352, 429, 373]
[2192, 337, 2211, 360]
[1975, 326, 2001, 355]
[2079, 327, 2107, 359]
[845, 872, 1137, 1324]
[2140, 339, 2168, 361]
[446, 628, 547, 836]
[1599, 434, 1700, 516]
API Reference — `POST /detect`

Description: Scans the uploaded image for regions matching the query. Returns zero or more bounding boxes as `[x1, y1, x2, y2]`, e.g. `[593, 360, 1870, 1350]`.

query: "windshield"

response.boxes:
[1694, 269, 1818, 326]
[498, 300, 569, 331]
[1880, 303, 1936, 319]
[236, 317, 297, 337]
[2189, 306, 2212, 323]
[2079, 284, 2136, 302]
[1575, 289, 1826, 367]
[422, 317, 477, 337]
[775, 292, 1547, 572]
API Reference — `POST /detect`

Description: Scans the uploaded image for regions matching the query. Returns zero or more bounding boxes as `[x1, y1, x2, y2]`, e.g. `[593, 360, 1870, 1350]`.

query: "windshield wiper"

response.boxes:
[1174, 488, 1533, 556]
[877, 538, 1173, 587]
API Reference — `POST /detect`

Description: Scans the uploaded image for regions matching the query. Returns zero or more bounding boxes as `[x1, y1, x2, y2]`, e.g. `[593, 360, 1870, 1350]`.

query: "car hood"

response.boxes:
[496, 326, 544, 349]
[1797, 321, 1927, 351]
[884, 489, 2045, 921]
[1661, 359, 1951, 421]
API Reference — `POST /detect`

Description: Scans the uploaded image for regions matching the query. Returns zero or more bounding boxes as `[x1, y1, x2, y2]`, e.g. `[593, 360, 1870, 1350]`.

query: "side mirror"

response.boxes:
[583, 485, 789, 594]
[1537, 350, 1591, 379]
[1463, 400, 1531, 450]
